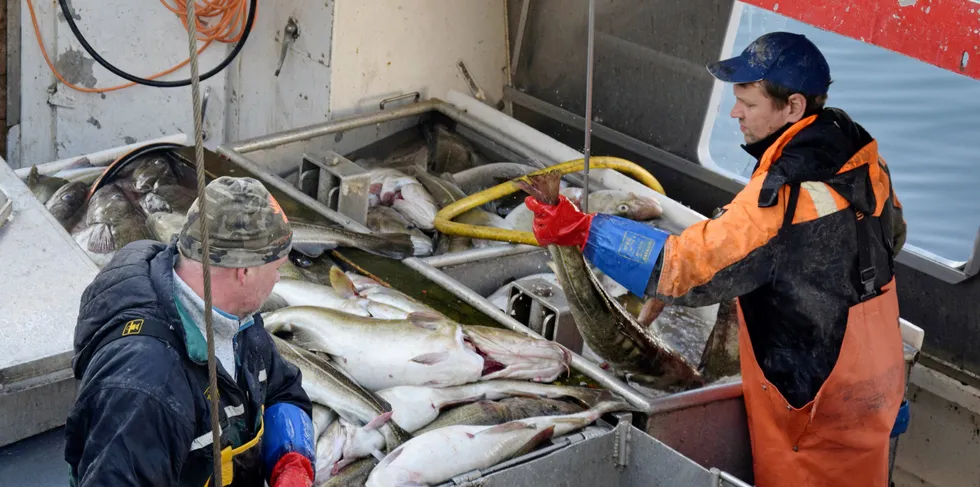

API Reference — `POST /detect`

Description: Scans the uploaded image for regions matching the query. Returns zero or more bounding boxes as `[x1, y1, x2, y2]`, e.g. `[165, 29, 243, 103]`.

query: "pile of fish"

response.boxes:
[260, 266, 633, 486]
[22, 154, 427, 268]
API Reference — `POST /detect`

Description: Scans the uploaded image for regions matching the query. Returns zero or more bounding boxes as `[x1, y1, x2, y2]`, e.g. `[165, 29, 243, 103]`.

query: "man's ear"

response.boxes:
[237, 267, 250, 286]
[786, 93, 808, 122]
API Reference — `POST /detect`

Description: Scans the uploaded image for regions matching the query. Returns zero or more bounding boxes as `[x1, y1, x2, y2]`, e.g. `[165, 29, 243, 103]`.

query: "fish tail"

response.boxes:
[88, 223, 116, 253]
[362, 232, 416, 260]
[515, 170, 562, 206]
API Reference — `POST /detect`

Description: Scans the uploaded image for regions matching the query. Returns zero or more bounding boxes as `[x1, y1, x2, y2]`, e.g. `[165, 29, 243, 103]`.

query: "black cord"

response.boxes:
[57, 0, 256, 88]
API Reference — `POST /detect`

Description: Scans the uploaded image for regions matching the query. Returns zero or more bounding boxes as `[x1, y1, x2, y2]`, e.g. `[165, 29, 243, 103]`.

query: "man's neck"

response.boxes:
[741, 123, 792, 161]
[174, 264, 243, 319]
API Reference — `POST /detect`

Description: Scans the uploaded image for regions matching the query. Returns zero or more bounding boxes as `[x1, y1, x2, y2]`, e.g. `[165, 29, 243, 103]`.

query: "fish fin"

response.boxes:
[88, 223, 116, 253]
[515, 171, 562, 206]
[329, 266, 359, 298]
[513, 425, 556, 457]
[377, 445, 403, 469]
[545, 261, 559, 275]
[364, 411, 393, 431]
[410, 351, 450, 365]
[637, 298, 666, 327]
[407, 310, 444, 329]
[27, 166, 39, 186]
[479, 421, 534, 435]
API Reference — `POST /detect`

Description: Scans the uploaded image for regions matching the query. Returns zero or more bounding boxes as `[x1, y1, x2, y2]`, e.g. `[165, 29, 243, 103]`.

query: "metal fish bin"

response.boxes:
[206, 97, 757, 485]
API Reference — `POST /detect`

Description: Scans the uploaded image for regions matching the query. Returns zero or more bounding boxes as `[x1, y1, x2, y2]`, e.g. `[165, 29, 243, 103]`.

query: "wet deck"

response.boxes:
[0, 427, 68, 486]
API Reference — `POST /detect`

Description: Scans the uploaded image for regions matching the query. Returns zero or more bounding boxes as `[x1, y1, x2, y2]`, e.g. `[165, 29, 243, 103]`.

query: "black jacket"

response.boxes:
[651, 108, 906, 407]
[65, 241, 311, 486]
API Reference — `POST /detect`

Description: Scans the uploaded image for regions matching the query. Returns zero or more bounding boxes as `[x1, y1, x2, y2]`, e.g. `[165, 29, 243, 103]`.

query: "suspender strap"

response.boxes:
[782, 183, 801, 230]
[855, 209, 878, 301]
[88, 315, 183, 360]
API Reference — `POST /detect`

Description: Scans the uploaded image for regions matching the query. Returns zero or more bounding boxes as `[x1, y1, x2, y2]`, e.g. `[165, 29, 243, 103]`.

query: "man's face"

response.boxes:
[235, 255, 288, 317]
[730, 82, 794, 144]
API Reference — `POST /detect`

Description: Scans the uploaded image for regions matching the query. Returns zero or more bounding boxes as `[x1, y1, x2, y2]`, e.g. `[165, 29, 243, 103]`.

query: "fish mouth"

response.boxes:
[463, 331, 571, 382]
[472, 342, 508, 377]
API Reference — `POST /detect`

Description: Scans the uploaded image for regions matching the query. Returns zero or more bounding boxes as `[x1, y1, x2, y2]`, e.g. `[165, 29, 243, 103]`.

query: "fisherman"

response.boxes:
[65, 176, 316, 486]
[526, 32, 908, 486]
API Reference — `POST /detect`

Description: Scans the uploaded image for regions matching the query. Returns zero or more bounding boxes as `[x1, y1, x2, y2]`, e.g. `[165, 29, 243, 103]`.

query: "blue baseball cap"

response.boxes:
[707, 32, 831, 96]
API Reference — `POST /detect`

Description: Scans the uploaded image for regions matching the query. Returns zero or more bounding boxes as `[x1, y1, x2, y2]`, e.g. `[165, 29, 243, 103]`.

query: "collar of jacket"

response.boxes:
[170, 261, 256, 366]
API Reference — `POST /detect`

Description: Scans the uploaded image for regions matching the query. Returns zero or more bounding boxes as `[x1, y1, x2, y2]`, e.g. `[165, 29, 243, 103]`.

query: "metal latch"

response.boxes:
[0, 186, 12, 230]
[507, 278, 584, 354]
[298, 152, 371, 226]
[275, 18, 300, 76]
[200, 86, 211, 141]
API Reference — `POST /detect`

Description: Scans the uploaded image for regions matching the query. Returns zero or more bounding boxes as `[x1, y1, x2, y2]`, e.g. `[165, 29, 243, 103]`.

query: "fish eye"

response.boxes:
[617, 204, 629, 213]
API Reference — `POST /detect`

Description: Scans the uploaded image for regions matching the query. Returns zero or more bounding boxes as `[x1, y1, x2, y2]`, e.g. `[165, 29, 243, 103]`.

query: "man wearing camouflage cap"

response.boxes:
[66, 176, 316, 487]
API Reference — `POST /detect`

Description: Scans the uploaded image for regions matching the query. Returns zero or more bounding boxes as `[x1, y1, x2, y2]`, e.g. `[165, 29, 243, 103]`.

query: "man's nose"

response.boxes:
[730, 105, 742, 119]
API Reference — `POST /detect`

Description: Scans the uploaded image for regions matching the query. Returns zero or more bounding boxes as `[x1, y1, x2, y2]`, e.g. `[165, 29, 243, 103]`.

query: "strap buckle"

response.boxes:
[860, 266, 877, 300]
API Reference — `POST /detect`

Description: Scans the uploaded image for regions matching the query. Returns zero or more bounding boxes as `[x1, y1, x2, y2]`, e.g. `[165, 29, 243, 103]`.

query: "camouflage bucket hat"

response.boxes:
[178, 176, 292, 268]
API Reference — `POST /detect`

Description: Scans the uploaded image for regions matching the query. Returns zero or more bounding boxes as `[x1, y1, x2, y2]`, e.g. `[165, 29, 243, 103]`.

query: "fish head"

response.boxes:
[46, 182, 89, 222]
[463, 326, 572, 383]
[614, 193, 664, 221]
[132, 157, 176, 193]
[87, 185, 136, 224]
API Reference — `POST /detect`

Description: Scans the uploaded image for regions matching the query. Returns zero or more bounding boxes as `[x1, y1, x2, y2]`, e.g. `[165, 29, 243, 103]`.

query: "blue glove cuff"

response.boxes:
[583, 214, 669, 297]
[262, 403, 315, 474]
[890, 400, 910, 438]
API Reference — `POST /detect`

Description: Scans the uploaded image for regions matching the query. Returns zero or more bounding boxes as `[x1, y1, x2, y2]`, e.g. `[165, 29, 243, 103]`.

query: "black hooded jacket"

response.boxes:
[64, 241, 311, 486]
[651, 108, 906, 407]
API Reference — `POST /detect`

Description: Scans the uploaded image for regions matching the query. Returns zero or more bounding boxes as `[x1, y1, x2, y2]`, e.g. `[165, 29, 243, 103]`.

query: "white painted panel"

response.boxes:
[48, 0, 231, 161]
[15, 0, 56, 169]
[226, 0, 334, 142]
[330, 0, 506, 116]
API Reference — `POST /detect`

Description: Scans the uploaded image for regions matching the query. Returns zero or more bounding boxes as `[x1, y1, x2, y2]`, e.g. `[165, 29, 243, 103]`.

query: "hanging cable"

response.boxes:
[40, 0, 256, 90]
[181, 0, 222, 484]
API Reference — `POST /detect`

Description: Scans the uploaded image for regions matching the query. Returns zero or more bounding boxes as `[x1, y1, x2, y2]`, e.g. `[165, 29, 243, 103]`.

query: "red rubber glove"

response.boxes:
[525, 195, 595, 250]
[270, 452, 313, 487]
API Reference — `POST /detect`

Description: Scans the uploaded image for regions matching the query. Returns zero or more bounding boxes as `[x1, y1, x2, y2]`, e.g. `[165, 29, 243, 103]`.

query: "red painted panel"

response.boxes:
[740, 0, 980, 81]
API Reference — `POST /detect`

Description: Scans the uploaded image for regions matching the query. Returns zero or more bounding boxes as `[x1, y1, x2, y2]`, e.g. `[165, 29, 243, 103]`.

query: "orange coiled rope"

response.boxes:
[26, 0, 251, 93]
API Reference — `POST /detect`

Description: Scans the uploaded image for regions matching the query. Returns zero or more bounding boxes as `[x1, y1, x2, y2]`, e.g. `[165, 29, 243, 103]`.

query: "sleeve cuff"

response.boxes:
[582, 214, 669, 297]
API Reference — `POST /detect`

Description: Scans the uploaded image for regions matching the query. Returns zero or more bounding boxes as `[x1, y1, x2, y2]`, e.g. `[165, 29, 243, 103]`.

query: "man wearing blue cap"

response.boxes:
[526, 32, 908, 485]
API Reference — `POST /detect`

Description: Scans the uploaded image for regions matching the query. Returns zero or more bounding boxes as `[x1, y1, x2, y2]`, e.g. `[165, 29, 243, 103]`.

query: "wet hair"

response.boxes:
[759, 79, 831, 117]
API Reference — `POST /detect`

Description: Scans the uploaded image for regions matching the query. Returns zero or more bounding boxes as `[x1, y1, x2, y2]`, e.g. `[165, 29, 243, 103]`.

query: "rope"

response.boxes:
[183, 1, 222, 485]
[26, 0, 249, 93]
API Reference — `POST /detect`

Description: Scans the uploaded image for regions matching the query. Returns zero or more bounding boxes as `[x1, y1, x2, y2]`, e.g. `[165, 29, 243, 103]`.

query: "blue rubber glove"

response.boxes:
[263, 403, 316, 482]
[582, 214, 670, 297]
